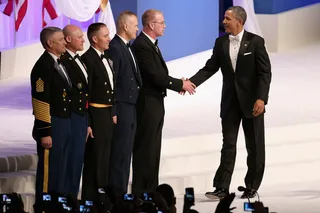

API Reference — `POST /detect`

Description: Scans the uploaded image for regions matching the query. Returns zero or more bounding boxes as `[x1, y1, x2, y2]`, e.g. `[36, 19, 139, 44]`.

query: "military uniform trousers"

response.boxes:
[81, 106, 114, 201]
[109, 102, 137, 194]
[34, 116, 71, 213]
[65, 112, 88, 198]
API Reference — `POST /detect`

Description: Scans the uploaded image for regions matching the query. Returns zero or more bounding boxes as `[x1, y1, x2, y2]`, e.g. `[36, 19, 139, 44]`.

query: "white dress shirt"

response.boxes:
[92, 46, 114, 90]
[66, 49, 88, 82]
[229, 29, 244, 71]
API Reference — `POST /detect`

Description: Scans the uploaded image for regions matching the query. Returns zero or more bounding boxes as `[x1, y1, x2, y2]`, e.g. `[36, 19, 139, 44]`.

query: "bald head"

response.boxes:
[63, 24, 85, 53]
[116, 11, 139, 41]
[63, 25, 81, 37]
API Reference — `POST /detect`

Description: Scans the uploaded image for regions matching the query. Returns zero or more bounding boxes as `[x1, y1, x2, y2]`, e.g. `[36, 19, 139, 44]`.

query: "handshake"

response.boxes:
[180, 77, 196, 95]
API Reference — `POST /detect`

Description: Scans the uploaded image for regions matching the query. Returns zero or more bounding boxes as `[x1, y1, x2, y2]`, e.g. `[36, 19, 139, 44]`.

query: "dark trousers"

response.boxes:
[213, 95, 265, 191]
[34, 116, 70, 213]
[132, 95, 164, 195]
[81, 107, 113, 201]
[65, 112, 88, 198]
[109, 102, 137, 194]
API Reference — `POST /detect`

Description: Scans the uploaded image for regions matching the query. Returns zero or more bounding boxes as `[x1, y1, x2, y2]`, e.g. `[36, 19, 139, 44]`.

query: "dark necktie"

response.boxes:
[154, 39, 159, 53]
[57, 58, 62, 64]
[100, 54, 106, 60]
[74, 54, 81, 60]
[126, 42, 131, 48]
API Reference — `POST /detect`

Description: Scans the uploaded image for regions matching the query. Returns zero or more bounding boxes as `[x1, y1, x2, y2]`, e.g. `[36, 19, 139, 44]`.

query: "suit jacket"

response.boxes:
[81, 47, 115, 106]
[106, 35, 142, 116]
[61, 51, 89, 116]
[189, 31, 272, 118]
[30, 51, 72, 138]
[131, 32, 183, 98]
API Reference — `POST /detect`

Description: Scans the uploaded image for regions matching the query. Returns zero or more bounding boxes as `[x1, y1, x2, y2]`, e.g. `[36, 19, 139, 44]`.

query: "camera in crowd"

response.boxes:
[0, 193, 27, 213]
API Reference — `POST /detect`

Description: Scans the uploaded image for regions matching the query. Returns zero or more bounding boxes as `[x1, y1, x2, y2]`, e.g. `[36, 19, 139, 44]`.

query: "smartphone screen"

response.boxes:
[80, 205, 91, 213]
[244, 202, 254, 211]
[143, 192, 153, 201]
[98, 188, 105, 194]
[185, 187, 195, 203]
[123, 194, 134, 201]
[42, 194, 51, 201]
[58, 196, 67, 203]
[85, 200, 93, 206]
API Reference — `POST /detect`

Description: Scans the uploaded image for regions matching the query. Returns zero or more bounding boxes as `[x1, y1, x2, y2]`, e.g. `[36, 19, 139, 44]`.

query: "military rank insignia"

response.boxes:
[108, 58, 113, 69]
[77, 83, 83, 89]
[36, 78, 44, 92]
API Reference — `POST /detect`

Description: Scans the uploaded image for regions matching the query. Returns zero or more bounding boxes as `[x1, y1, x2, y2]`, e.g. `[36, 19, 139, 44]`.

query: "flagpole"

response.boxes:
[93, 12, 96, 23]
[13, 0, 16, 47]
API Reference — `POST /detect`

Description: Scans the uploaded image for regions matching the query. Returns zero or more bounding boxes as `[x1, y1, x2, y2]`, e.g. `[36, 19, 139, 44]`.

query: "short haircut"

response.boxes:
[87, 22, 106, 45]
[141, 9, 162, 27]
[116, 10, 137, 29]
[40, 27, 62, 49]
[228, 6, 247, 25]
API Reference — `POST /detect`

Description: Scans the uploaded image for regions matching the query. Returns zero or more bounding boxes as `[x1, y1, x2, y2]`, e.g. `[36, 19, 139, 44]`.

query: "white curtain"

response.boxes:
[55, 0, 100, 21]
[97, 1, 116, 39]
[233, 0, 263, 37]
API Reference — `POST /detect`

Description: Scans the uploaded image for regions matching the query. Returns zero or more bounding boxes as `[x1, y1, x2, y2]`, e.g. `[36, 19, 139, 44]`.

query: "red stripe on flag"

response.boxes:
[15, 0, 28, 31]
[42, 0, 58, 27]
[3, 0, 13, 16]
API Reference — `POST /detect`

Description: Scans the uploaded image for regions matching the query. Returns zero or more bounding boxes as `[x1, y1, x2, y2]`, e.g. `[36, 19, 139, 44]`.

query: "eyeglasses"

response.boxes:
[152, 21, 165, 26]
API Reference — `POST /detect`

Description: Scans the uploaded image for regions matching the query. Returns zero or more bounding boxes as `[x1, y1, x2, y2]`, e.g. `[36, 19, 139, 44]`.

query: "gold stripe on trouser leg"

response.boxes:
[43, 149, 49, 192]
[42, 149, 49, 213]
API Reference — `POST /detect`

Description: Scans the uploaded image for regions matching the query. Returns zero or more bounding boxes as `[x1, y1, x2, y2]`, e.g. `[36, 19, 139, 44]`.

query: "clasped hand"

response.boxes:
[180, 77, 196, 95]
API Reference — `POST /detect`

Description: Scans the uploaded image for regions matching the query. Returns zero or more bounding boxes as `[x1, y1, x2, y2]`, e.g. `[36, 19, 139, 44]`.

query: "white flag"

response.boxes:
[233, 0, 263, 37]
[98, 0, 116, 40]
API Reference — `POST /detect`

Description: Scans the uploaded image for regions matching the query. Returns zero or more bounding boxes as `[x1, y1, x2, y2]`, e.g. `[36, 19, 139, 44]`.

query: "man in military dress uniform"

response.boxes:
[61, 25, 93, 198]
[107, 11, 142, 195]
[31, 27, 72, 213]
[81, 23, 116, 201]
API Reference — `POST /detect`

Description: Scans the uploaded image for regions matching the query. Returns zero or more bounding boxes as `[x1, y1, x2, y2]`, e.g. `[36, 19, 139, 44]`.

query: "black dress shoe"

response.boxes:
[205, 188, 229, 200]
[240, 189, 257, 199]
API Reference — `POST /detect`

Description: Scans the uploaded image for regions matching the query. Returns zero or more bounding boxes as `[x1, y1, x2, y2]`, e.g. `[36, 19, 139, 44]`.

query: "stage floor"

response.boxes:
[0, 42, 320, 212]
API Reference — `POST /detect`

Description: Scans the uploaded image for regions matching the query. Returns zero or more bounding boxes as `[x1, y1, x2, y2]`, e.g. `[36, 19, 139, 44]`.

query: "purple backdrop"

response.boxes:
[0, 0, 98, 50]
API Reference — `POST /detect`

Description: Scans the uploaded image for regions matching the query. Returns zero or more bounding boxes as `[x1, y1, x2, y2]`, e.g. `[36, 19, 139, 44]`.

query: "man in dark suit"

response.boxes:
[188, 6, 272, 199]
[106, 11, 142, 194]
[31, 27, 72, 213]
[61, 25, 92, 198]
[131, 9, 196, 195]
[81, 23, 115, 201]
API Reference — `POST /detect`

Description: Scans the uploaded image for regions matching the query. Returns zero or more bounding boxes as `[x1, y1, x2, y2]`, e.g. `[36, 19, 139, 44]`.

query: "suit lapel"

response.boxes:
[222, 37, 234, 72]
[64, 52, 88, 87]
[115, 35, 137, 72]
[115, 35, 142, 86]
[46, 51, 71, 89]
[89, 47, 113, 89]
[237, 31, 250, 61]
[140, 32, 167, 70]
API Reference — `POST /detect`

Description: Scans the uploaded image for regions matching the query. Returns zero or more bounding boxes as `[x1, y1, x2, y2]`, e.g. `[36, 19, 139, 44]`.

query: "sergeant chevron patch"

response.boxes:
[36, 78, 44, 92]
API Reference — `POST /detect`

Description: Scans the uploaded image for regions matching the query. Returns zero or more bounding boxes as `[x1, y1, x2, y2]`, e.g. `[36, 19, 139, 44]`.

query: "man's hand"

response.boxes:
[86, 126, 94, 142]
[181, 78, 196, 95]
[40, 136, 52, 149]
[253, 99, 265, 116]
[113, 116, 117, 124]
[252, 201, 265, 213]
